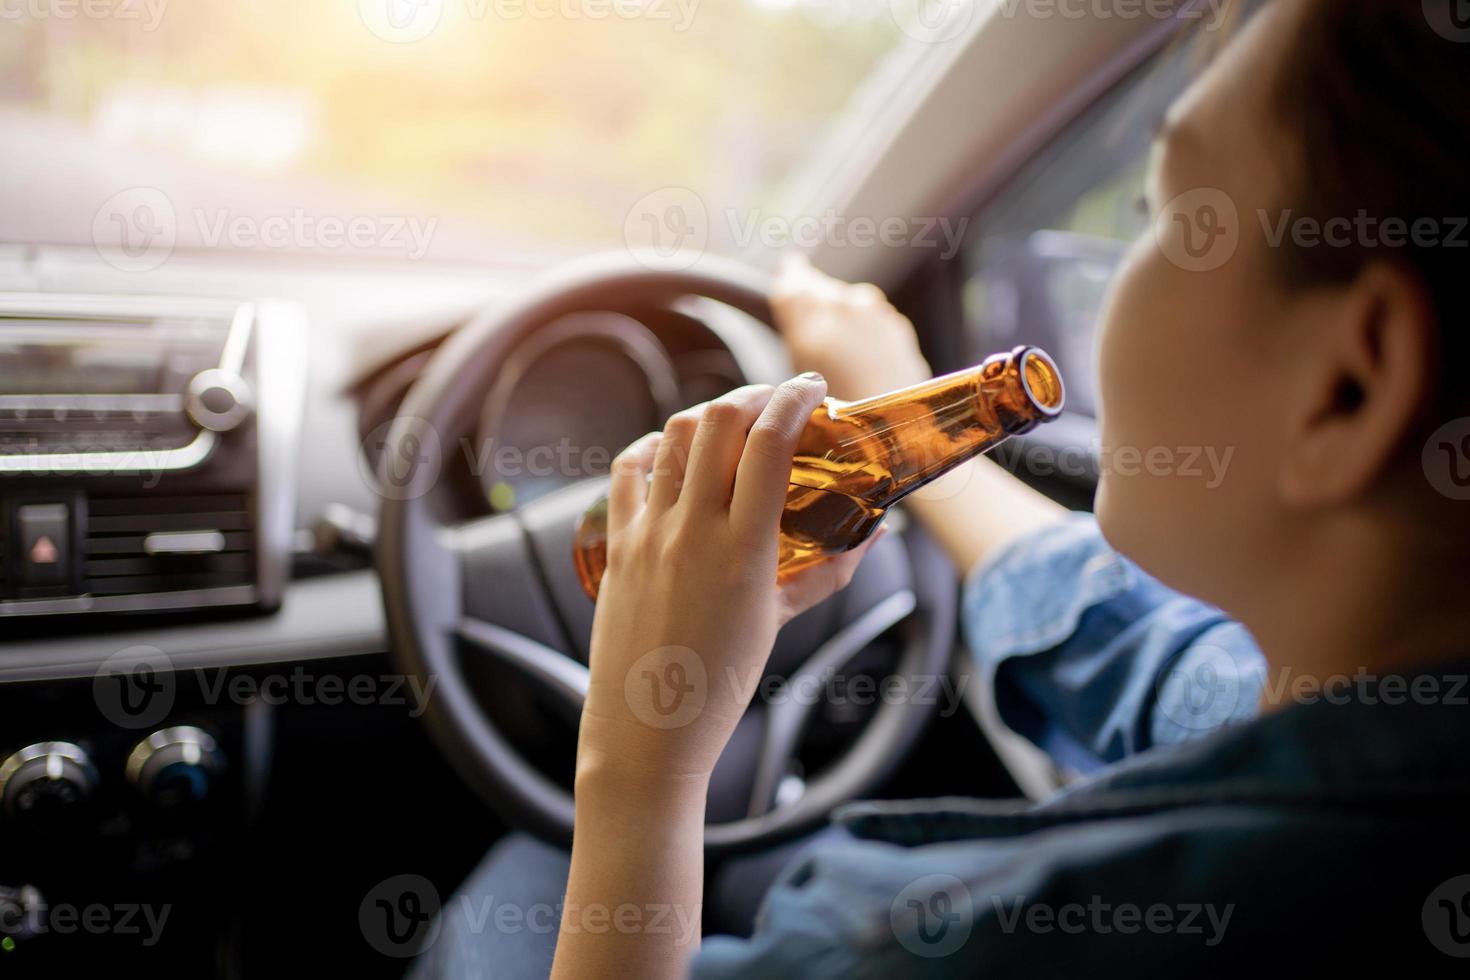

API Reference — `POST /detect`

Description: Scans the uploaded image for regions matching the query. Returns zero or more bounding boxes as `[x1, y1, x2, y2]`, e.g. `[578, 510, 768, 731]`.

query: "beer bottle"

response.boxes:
[573, 345, 1064, 600]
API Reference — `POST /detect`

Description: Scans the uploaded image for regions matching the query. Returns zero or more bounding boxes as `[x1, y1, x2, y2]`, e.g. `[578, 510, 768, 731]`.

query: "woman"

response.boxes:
[417, 1, 1470, 975]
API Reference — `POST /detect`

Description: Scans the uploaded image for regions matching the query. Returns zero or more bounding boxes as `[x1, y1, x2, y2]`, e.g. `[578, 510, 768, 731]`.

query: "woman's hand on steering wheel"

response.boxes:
[770, 254, 932, 400]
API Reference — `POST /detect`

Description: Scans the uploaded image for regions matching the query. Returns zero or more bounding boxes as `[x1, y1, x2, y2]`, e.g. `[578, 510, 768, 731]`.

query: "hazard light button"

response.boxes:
[16, 503, 71, 589]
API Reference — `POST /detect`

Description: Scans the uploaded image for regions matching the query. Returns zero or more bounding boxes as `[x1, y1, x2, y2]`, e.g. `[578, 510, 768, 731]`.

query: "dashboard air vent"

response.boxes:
[83, 494, 256, 597]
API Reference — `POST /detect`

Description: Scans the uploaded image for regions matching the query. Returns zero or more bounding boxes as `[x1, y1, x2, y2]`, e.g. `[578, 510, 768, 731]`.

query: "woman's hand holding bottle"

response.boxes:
[579, 377, 884, 785]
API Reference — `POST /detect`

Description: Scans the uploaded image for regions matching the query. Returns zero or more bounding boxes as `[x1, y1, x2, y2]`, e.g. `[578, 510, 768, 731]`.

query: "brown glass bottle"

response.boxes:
[573, 345, 1065, 600]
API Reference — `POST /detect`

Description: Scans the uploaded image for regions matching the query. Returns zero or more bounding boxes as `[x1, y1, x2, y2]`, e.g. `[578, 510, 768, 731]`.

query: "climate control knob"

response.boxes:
[0, 742, 98, 828]
[127, 726, 225, 811]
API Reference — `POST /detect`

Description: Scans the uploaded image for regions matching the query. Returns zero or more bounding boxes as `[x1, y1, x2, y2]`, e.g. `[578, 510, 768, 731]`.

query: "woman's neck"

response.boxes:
[1241, 510, 1470, 713]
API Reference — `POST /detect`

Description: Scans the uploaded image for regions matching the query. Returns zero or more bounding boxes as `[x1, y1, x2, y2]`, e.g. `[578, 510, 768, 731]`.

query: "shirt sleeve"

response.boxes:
[960, 514, 1265, 774]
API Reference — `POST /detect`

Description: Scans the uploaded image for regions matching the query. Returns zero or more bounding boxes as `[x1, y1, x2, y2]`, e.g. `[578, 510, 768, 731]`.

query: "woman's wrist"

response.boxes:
[574, 744, 712, 817]
[825, 350, 931, 401]
[575, 705, 721, 796]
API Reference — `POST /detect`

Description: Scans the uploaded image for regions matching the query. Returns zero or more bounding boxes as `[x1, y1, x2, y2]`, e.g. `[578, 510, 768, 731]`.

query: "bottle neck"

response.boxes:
[808, 347, 1062, 507]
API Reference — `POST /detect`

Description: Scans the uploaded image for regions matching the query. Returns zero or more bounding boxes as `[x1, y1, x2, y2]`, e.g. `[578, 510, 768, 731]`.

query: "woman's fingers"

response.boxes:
[607, 431, 660, 534]
[776, 527, 887, 624]
[622, 368, 827, 532]
[645, 404, 704, 515]
[774, 254, 842, 305]
[681, 385, 775, 513]
[770, 252, 812, 300]
[730, 372, 828, 539]
[851, 282, 888, 308]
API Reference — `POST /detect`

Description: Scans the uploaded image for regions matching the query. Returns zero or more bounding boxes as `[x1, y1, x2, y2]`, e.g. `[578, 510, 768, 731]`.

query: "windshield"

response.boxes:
[0, 0, 913, 265]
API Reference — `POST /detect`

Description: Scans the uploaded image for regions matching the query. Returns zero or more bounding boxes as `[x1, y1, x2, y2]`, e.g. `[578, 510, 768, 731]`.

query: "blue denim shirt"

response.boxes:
[959, 514, 1266, 773]
[691, 516, 1470, 976]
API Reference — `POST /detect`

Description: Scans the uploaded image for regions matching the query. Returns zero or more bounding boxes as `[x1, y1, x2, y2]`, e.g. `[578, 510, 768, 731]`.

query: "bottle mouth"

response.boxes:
[1019, 348, 1065, 416]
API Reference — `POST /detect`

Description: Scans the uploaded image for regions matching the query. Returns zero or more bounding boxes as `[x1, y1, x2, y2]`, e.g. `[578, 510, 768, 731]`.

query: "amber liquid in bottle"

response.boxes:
[573, 345, 1065, 600]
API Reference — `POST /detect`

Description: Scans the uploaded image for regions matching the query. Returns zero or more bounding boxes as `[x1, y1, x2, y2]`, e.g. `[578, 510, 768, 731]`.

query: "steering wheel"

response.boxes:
[377, 253, 957, 854]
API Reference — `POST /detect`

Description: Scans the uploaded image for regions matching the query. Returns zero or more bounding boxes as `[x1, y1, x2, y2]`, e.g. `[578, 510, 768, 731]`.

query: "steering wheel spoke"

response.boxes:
[455, 615, 588, 724]
[746, 588, 918, 818]
[448, 508, 579, 659]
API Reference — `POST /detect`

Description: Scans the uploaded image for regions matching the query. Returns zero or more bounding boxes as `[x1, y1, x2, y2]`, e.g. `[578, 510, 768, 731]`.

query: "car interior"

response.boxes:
[0, 1, 1226, 974]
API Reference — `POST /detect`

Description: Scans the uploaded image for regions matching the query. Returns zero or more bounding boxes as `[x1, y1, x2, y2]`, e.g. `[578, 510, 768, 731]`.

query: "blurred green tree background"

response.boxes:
[0, 0, 905, 258]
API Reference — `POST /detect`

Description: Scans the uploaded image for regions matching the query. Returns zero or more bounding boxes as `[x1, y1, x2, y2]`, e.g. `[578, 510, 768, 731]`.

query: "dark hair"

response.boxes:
[1264, 0, 1470, 407]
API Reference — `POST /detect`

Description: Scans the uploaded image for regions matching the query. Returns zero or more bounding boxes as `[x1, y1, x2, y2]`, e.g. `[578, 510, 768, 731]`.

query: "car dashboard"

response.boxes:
[0, 296, 303, 621]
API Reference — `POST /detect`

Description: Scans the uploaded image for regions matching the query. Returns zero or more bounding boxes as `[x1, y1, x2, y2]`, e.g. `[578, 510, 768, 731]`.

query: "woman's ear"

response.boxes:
[1279, 262, 1438, 508]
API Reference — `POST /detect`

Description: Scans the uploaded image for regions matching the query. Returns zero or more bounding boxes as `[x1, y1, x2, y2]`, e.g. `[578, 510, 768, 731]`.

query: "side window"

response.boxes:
[962, 42, 1199, 418]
